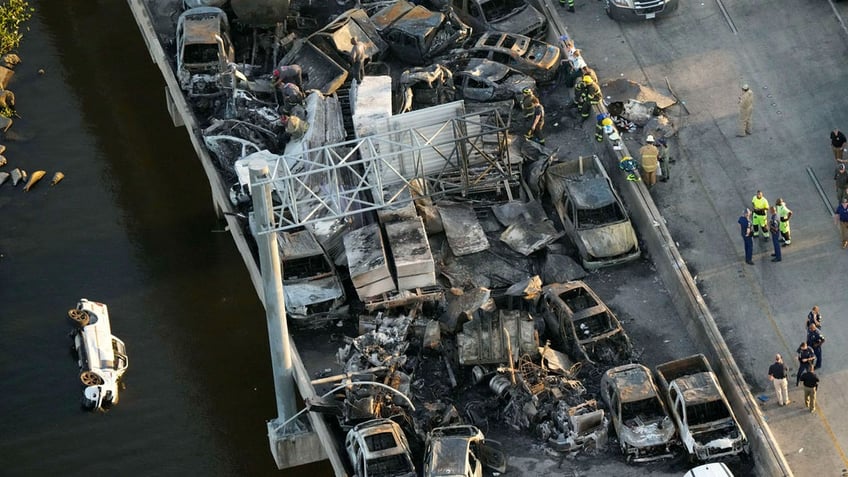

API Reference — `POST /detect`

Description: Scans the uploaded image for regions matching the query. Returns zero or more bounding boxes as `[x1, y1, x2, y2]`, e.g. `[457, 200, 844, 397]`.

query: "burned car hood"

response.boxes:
[577, 221, 637, 259]
[620, 417, 676, 448]
[283, 276, 344, 313]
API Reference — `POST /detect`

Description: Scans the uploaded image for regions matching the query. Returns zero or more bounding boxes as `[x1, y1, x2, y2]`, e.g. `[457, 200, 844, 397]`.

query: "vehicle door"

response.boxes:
[474, 439, 507, 473]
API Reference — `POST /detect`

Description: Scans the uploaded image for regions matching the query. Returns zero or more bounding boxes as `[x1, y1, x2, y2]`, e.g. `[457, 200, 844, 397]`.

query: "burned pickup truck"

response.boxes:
[601, 364, 676, 463]
[539, 281, 632, 364]
[655, 355, 748, 462]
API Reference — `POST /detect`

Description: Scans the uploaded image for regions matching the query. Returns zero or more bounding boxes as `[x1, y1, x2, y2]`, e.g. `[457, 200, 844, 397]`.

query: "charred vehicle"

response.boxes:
[543, 155, 640, 269]
[423, 425, 507, 477]
[176, 6, 235, 98]
[345, 418, 416, 477]
[451, 0, 546, 39]
[540, 281, 633, 364]
[464, 33, 561, 83]
[655, 355, 748, 462]
[605, 0, 679, 21]
[601, 364, 676, 463]
[277, 229, 346, 320]
[448, 58, 535, 104]
[372, 0, 470, 66]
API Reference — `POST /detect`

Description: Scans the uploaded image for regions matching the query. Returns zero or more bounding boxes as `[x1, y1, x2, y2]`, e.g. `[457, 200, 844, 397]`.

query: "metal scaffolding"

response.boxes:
[254, 108, 517, 234]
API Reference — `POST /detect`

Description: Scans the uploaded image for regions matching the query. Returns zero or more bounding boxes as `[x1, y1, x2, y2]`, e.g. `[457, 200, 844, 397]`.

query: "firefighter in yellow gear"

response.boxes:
[521, 88, 537, 118]
[775, 198, 792, 245]
[751, 190, 769, 239]
[575, 76, 601, 119]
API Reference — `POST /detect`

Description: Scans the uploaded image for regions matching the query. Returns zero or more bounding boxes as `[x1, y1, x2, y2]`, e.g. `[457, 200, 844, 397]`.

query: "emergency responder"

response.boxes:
[775, 198, 792, 245]
[831, 128, 847, 162]
[834, 163, 848, 202]
[525, 97, 545, 144]
[657, 137, 670, 182]
[521, 88, 537, 118]
[272, 64, 303, 88]
[560, 0, 575, 13]
[639, 135, 660, 188]
[280, 114, 308, 141]
[751, 190, 769, 239]
[575, 75, 600, 120]
[739, 208, 754, 265]
[349, 37, 367, 82]
[278, 82, 305, 114]
[595, 113, 610, 142]
[737, 84, 753, 136]
[619, 156, 640, 182]
[768, 206, 781, 262]
[580, 65, 598, 86]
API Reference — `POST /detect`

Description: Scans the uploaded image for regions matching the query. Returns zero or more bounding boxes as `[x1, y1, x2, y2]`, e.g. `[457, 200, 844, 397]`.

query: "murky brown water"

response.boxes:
[0, 2, 325, 475]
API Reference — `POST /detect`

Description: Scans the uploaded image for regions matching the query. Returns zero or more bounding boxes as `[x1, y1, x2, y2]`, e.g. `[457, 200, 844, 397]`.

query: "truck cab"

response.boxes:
[68, 299, 128, 411]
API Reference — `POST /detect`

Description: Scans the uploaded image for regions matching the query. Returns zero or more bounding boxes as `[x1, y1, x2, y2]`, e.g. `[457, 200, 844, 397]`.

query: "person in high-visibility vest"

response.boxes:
[751, 190, 770, 239]
[775, 198, 792, 245]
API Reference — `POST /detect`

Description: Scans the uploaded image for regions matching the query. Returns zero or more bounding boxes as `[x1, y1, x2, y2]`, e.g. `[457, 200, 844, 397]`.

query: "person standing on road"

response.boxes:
[521, 88, 537, 118]
[833, 197, 848, 248]
[807, 306, 822, 329]
[349, 38, 367, 82]
[800, 368, 819, 413]
[835, 164, 848, 203]
[796, 341, 815, 386]
[775, 198, 792, 246]
[559, 0, 575, 13]
[768, 354, 790, 406]
[831, 128, 847, 162]
[769, 207, 782, 262]
[751, 191, 769, 239]
[737, 84, 753, 136]
[738, 208, 754, 265]
[640, 135, 660, 189]
[657, 138, 671, 182]
[807, 323, 825, 369]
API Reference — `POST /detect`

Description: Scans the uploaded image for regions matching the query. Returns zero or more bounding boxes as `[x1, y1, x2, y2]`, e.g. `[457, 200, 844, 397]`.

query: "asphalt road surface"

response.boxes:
[561, 0, 848, 475]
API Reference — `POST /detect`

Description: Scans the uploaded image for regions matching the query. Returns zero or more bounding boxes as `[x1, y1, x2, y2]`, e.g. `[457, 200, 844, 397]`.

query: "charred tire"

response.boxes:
[68, 309, 90, 327]
[80, 371, 103, 386]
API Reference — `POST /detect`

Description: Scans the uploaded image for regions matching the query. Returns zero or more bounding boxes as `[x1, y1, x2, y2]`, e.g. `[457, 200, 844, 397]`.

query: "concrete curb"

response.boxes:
[535, 1, 793, 474]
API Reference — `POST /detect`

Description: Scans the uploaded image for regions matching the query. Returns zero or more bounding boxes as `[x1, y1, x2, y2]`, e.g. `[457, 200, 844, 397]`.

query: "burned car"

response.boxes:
[465, 33, 561, 83]
[544, 155, 640, 269]
[277, 229, 346, 320]
[176, 6, 235, 98]
[448, 58, 535, 104]
[451, 0, 546, 39]
[372, 0, 470, 66]
[423, 425, 507, 477]
[345, 418, 416, 477]
[601, 364, 676, 463]
[540, 281, 633, 364]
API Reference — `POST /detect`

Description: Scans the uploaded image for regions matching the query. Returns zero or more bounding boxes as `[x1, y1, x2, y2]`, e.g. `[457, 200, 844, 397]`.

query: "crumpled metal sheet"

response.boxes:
[602, 78, 677, 110]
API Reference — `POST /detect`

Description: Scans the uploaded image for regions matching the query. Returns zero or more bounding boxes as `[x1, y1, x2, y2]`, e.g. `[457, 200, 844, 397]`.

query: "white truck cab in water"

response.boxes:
[68, 299, 128, 411]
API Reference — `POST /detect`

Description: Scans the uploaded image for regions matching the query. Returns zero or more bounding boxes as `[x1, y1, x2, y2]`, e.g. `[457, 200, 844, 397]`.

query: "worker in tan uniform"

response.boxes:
[639, 135, 660, 188]
[738, 83, 753, 136]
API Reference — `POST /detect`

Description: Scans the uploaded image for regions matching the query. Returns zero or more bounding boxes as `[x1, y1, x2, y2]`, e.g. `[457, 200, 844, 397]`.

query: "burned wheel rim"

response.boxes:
[80, 371, 103, 386]
[68, 309, 90, 327]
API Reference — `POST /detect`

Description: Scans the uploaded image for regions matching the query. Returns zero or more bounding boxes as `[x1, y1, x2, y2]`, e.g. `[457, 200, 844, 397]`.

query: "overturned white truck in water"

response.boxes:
[655, 355, 748, 462]
[67, 299, 128, 411]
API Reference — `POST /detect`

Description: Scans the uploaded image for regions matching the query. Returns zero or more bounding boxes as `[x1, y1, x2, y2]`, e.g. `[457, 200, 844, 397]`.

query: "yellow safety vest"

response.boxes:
[752, 196, 769, 215]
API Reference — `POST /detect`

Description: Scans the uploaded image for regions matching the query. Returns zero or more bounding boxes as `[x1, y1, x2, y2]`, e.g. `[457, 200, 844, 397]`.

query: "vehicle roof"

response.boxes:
[372, 1, 443, 34]
[473, 33, 530, 55]
[429, 437, 471, 475]
[675, 372, 724, 404]
[179, 7, 226, 45]
[278, 229, 323, 260]
[566, 177, 616, 209]
[604, 364, 658, 402]
[454, 58, 511, 82]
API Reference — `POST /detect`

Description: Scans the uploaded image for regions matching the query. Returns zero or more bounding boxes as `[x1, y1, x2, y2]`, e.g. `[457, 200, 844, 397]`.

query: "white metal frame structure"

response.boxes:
[252, 107, 516, 234]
